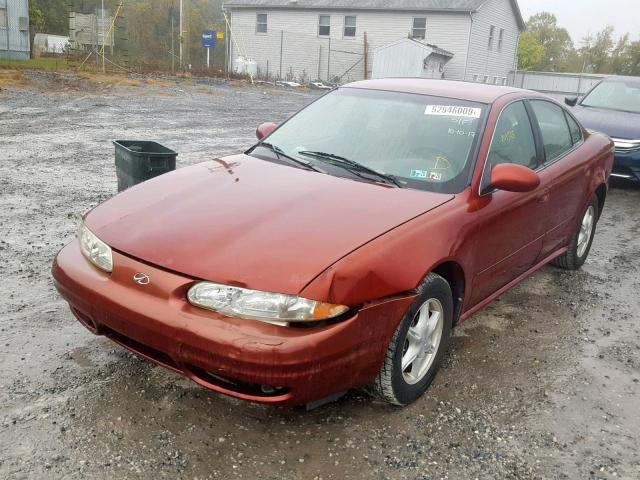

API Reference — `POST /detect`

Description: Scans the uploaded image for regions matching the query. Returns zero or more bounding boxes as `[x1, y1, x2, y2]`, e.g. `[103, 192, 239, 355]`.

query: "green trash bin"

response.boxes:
[113, 140, 178, 192]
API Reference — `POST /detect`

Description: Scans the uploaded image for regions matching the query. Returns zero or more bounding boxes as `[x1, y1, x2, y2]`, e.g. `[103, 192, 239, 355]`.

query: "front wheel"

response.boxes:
[371, 273, 453, 406]
[552, 195, 599, 270]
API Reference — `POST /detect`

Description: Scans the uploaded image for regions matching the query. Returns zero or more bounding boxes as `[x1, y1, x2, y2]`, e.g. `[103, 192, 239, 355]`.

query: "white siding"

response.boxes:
[465, 0, 519, 83]
[371, 39, 449, 79]
[228, 8, 471, 82]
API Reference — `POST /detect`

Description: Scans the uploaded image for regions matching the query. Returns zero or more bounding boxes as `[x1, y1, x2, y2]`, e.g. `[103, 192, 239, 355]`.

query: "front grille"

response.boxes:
[104, 326, 182, 373]
[613, 139, 640, 155]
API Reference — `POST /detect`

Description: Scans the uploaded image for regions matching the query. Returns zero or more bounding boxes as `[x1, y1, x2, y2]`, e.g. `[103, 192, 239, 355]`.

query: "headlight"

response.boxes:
[187, 282, 349, 325]
[78, 222, 113, 272]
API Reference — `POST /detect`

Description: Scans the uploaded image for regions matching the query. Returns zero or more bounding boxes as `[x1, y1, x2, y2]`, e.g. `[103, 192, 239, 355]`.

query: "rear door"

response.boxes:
[469, 100, 548, 306]
[527, 100, 589, 257]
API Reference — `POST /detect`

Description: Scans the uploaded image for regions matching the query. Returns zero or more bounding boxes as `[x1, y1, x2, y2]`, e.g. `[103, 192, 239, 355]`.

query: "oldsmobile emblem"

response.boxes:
[133, 273, 151, 285]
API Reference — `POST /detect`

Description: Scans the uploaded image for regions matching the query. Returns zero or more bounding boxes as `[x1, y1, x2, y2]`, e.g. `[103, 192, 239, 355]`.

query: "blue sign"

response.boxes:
[201, 30, 217, 48]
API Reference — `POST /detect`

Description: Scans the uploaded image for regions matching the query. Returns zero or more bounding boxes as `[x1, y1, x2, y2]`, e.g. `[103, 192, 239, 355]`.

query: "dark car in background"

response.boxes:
[566, 76, 640, 183]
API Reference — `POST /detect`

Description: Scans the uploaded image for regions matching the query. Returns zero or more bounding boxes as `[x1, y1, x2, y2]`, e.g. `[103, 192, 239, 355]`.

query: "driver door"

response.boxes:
[469, 100, 548, 306]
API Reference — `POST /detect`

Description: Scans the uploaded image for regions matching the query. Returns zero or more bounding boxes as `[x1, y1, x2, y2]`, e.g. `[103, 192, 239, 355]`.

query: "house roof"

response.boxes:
[375, 38, 455, 58]
[224, 0, 525, 30]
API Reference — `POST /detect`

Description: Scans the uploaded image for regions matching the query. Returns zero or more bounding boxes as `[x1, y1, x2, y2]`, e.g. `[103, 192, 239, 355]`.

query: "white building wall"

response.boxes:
[372, 40, 430, 79]
[228, 8, 471, 82]
[465, 0, 519, 83]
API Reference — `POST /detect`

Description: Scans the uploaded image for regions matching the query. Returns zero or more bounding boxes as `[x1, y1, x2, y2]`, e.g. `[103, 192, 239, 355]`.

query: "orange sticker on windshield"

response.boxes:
[425, 105, 482, 118]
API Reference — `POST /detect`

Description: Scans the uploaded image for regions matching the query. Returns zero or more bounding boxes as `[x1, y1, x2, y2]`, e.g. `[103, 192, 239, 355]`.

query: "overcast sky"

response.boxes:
[519, 0, 640, 45]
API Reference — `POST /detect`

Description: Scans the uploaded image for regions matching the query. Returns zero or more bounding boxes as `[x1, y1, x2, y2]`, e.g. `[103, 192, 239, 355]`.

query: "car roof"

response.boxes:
[344, 78, 535, 104]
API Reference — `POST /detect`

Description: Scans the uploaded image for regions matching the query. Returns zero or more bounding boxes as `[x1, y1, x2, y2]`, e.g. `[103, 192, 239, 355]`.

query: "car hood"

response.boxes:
[85, 154, 453, 295]
[571, 105, 640, 139]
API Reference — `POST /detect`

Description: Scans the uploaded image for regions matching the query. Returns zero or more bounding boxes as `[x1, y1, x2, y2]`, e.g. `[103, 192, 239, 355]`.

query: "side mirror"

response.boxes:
[256, 122, 277, 140]
[488, 163, 540, 193]
[565, 96, 578, 107]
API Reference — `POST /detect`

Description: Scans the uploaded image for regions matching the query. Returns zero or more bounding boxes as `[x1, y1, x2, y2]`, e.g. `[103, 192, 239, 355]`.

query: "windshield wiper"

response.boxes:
[297, 150, 402, 187]
[256, 142, 323, 172]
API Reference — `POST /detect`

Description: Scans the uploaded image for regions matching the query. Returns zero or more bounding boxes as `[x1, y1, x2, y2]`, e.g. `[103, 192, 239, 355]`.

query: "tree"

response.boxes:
[517, 32, 545, 70]
[620, 41, 640, 76]
[609, 34, 631, 75]
[30, 0, 70, 35]
[578, 26, 615, 74]
[525, 12, 573, 71]
[29, 3, 45, 33]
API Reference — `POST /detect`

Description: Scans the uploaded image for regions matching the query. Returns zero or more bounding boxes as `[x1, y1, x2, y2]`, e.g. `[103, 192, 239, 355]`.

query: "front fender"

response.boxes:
[299, 195, 474, 307]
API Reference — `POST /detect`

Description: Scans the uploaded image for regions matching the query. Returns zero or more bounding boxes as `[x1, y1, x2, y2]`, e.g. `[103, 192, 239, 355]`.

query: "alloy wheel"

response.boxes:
[401, 298, 444, 385]
[577, 205, 595, 258]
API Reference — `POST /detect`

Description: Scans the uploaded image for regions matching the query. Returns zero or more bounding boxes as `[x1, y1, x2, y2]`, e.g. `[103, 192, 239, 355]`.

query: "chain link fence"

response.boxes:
[229, 27, 368, 84]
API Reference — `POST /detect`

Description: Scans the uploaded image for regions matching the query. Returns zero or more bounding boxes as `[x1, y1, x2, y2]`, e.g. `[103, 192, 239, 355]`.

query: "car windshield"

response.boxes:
[252, 88, 487, 194]
[581, 79, 640, 114]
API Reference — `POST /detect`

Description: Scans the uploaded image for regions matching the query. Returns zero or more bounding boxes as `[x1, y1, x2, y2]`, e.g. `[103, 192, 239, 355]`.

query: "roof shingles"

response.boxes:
[224, 0, 487, 10]
[223, 0, 524, 29]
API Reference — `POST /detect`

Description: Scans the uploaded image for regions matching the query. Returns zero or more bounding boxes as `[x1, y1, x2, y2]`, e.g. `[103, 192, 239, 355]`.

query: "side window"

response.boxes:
[564, 111, 583, 145]
[344, 16, 356, 37]
[530, 100, 574, 162]
[318, 15, 331, 36]
[412, 17, 426, 39]
[487, 101, 538, 170]
[256, 13, 267, 34]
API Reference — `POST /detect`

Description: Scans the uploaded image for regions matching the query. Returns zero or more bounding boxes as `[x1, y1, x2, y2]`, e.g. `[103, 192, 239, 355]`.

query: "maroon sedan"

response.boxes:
[53, 79, 614, 407]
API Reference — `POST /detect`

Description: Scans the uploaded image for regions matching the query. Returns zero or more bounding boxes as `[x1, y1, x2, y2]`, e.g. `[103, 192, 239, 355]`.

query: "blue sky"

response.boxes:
[519, 0, 640, 45]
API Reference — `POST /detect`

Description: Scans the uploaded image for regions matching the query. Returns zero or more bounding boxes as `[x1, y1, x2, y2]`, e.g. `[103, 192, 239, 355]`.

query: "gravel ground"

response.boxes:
[1, 71, 639, 480]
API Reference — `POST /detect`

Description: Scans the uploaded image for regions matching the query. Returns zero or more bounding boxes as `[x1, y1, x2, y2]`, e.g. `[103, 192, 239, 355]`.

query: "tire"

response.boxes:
[371, 273, 453, 406]
[552, 195, 599, 270]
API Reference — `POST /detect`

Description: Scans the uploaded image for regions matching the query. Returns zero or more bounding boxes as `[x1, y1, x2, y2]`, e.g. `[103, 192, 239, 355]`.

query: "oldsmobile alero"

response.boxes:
[52, 79, 614, 407]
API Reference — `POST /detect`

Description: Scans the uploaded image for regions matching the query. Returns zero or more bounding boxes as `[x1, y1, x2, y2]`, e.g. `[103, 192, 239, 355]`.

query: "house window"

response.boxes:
[256, 13, 267, 34]
[0, 8, 7, 29]
[488, 25, 495, 50]
[344, 15, 356, 37]
[412, 17, 426, 39]
[498, 28, 504, 51]
[318, 15, 331, 36]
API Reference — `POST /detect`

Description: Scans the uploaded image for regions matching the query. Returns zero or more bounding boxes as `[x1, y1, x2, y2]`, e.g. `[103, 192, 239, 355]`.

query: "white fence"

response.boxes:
[507, 71, 607, 101]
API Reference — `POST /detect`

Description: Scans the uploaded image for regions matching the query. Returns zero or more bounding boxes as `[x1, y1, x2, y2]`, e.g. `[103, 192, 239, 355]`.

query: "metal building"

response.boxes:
[0, 0, 30, 60]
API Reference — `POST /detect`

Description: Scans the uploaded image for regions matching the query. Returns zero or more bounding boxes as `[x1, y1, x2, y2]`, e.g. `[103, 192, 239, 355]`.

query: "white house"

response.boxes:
[223, 0, 524, 84]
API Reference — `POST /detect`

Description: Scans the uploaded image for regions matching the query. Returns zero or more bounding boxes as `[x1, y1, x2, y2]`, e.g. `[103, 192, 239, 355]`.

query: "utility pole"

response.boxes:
[101, 0, 105, 73]
[179, 0, 183, 69]
[171, 16, 175, 74]
[363, 32, 368, 80]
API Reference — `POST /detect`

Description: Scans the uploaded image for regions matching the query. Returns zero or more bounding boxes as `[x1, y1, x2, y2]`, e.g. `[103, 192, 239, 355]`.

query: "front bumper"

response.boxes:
[612, 151, 640, 182]
[52, 240, 415, 406]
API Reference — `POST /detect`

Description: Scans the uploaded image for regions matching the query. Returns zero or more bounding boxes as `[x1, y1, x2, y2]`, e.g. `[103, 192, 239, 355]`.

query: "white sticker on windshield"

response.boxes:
[425, 105, 482, 118]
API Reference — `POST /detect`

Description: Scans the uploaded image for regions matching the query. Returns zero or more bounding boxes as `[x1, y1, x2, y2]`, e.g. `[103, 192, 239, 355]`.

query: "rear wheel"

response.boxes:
[371, 273, 453, 406]
[552, 195, 599, 270]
